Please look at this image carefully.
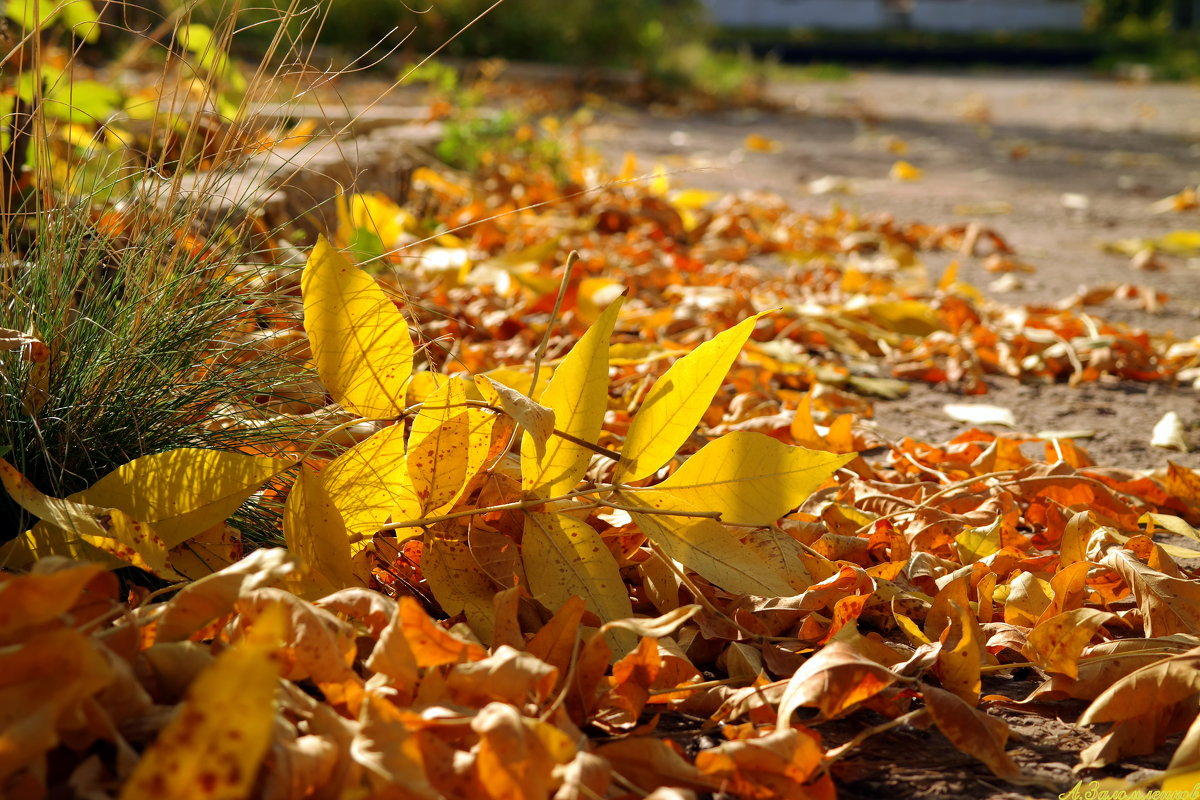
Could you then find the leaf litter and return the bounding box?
[4,92,1200,800]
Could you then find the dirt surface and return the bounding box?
[585,69,1200,471]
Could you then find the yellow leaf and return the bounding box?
[476,365,551,401]
[1157,229,1200,256]
[323,424,416,543]
[120,604,285,800]
[0,457,119,538]
[669,188,722,210]
[616,313,767,483]
[741,526,816,593]
[1003,571,1053,627]
[955,517,1002,564]
[78,509,179,579]
[627,432,852,526]
[407,377,470,515]
[927,575,984,703]
[283,464,357,592]
[522,296,623,497]
[523,512,635,650]
[1079,645,1200,725]
[1024,608,1115,679]
[449,407,500,510]
[626,504,794,597]
[71,448,289,548]
[0,458,178,578]
[302,235,413,418]
[864,300,943,337]
[335,191,413,255]
[890,160,924,181]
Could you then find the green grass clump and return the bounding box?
[0,195,312,543]
[0,1,330,547]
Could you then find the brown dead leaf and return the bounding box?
[593,737,714,794]
[776,641,904,724]
[694,728,832,800]
[1104,548,1200,636]
[921,683,1023,781]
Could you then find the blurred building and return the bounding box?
[701,0,1086,31]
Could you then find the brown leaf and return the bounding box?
[552,751,612,800]
[1103,548,1200,636]
[776,641,904,724]
[593,737,714,794]
[0,628,114,784]
[694,728,832,800]
[922,684,1023,781]
[446,646,558,707]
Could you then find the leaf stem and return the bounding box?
[824,708,928,761]
[380,483,619,531]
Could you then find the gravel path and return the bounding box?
[586,68,1200,469]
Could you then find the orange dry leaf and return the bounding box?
[593,737,714,794]
[0,627,115,785]
[695,728,833,800]
[1104,548,1200,636]
[776,641,903,723]
[1024,608,1116,679]
[926,576,984,703]
[471,702,575,800]
[397,595,488,666]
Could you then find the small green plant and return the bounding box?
[0,1,338,545]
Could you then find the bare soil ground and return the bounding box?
[585,68,1200,471]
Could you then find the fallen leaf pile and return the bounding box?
[5,107,1200,799]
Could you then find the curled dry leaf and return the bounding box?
[776,641,905,724]
[921,683,1024,781]
[694,728,832,800]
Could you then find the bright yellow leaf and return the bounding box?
[283,464,357,593]
[522,296,623,497]
[120,604,285,800]
[890,160,924,181]
[302,236,413,418]
[423,534,505,645]
[407,377,470,515]
[625,504,794,597]
[627,432,852,526]
[0,458,178,578]
[522,512,634,650]
[1025,608,1115,679]
[70,448,289,548]
[744,133,781,153]
[323,424,415,543]
[615,313,767,483]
